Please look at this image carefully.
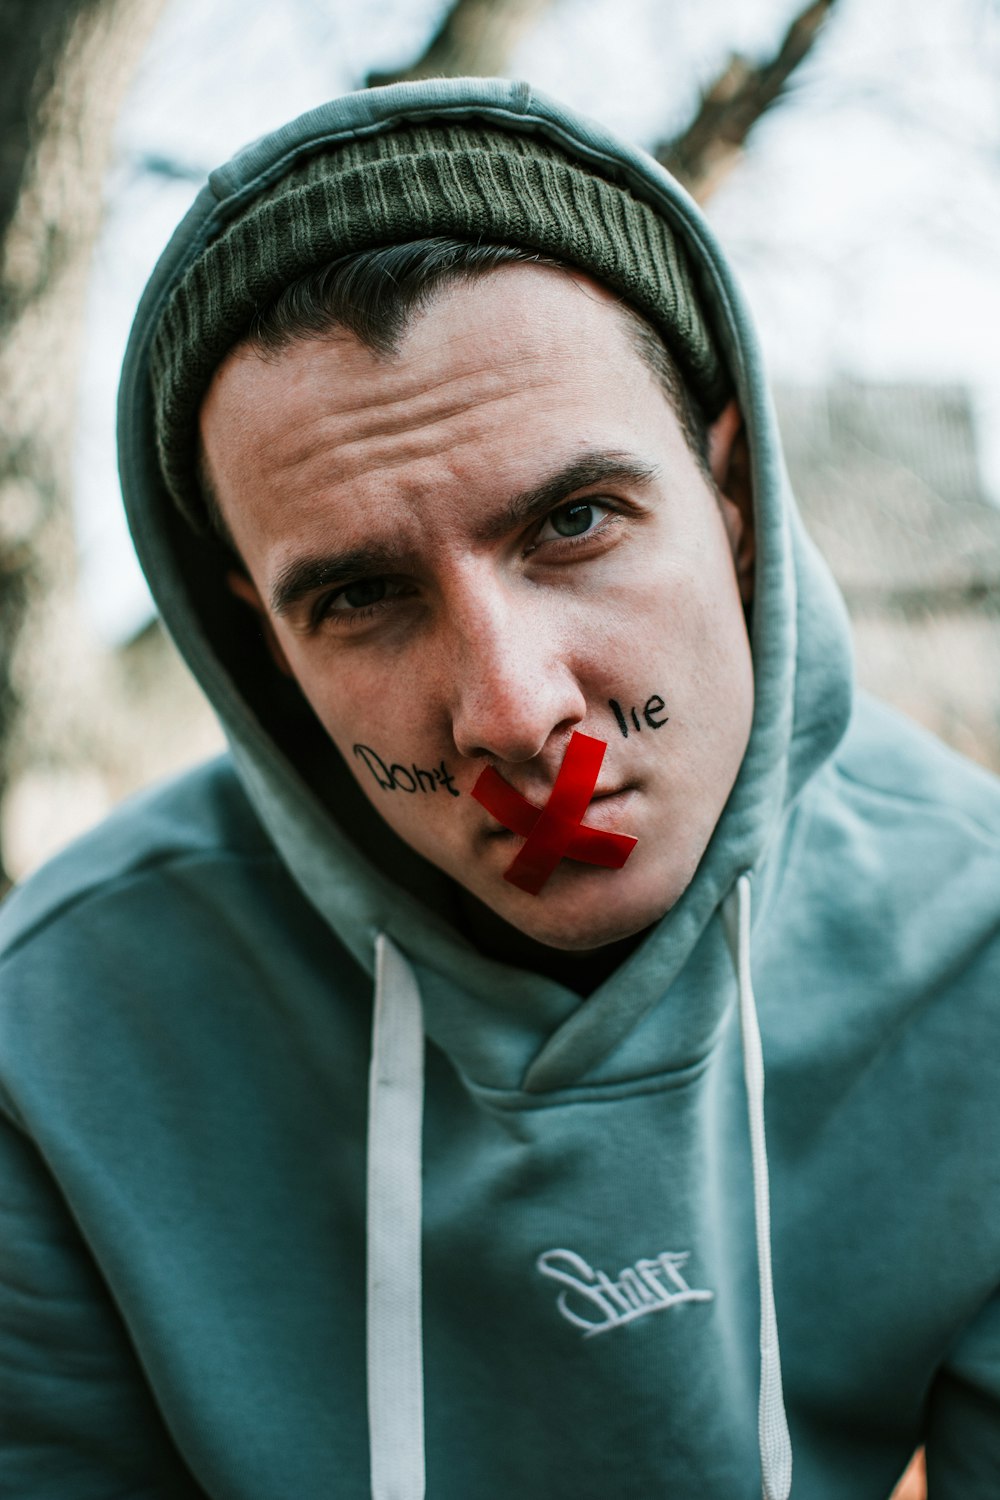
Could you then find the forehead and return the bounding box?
[198,265,674,569]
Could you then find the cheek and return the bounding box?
[577,562,716,692]
[279,646,469,835]
[280,636,419,747]
[589,554,752,763]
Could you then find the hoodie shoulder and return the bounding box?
[793,690,1000,997]
[0,756,278,963]
[832,691,1000,846]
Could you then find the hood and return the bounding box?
[118,76,853,1094]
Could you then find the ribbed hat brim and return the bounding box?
[151,124,729,529]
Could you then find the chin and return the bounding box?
[488,862,685,953]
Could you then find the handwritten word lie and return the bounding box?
[353,744,459,798]
[609,694,668,739]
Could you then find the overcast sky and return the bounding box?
[74,0,1000,641]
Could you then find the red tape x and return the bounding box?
[471,731,638,896]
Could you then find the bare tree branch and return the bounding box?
[655,0,839,201]
[368,0,557,87]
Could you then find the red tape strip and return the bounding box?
[471,731,638,896]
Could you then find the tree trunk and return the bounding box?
[368,0,556,87]
[0,0,165,891]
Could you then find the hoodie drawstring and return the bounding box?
[368,935,426,1500]
[724,873,794,1500]
[367,888,792,1500]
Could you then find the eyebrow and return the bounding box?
[270,543,408,617]
[474,452,660,543]
[268,450,660,617]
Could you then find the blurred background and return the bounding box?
[1,0,998,927]
[4,4,994,1490]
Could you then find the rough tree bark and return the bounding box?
[0,0,164,890]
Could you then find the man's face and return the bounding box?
[200,266,754,951]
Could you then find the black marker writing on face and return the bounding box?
[609,695,669,738]
[353,744,460,798]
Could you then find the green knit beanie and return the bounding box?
[151,122,730,531]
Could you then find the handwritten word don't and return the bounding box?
[353,744,460,798]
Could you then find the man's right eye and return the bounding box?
[311,576,409,630]
[335,578,388,610]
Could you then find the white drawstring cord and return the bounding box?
[367,935,426,1500]
[726,873,794,1500]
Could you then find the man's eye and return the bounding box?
[313,576,399,627]
[538,500,610,541]
[335,578,388,610]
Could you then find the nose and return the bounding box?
[446,584,587,765]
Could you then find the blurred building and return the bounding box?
[778,381,1000,772]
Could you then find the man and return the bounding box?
[2,78,999,1499]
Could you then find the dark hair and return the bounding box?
[202,238,711,542]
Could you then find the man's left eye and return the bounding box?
[539,500,610,541]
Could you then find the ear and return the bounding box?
[226,569,294,678]
[707,398,755,607]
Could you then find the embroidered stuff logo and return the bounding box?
[536,1247,714,1338]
